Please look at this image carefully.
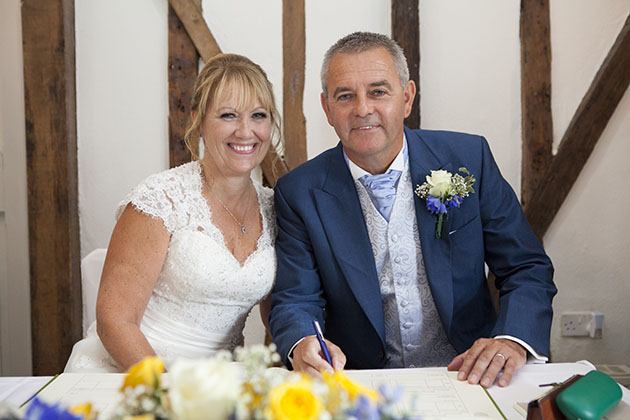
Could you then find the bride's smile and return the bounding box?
[200,93,272,178]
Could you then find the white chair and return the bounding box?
[81,248,107,337]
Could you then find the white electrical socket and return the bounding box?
[561,312,604,338]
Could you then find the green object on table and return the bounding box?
[556,370,622,420]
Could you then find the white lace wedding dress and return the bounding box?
[64,161,276,372]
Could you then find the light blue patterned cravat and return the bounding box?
[359,170,402,222]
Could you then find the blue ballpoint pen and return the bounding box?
[312,320,333,366]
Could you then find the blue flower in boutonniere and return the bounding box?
[415,167,476,239]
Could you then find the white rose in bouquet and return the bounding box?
[168,356,243,420]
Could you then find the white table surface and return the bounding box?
[1,362,629,419]
[0,376,52,407]
[485,361,630,419]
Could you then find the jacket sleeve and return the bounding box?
[477,136,557,356]
[269,182,326,366]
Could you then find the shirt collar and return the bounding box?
[344,134,408,181]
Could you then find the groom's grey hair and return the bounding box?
[320,31,410,98]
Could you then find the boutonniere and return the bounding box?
[415,167,476,239]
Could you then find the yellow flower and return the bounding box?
[243,382,264,410]
[69,402,97,420]
[268,377,322,420]
[323,371,378,402]
[121,356,164,391]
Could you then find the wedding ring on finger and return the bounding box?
[495,353,507,363]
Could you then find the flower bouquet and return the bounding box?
[16,345,414,420]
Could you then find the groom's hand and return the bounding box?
[447,338,526,387]
[292,336,346,377]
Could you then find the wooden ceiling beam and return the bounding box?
[168,0,220,60]
[525,14,630,238]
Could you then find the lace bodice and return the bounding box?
[118,161,276,355]
[64,161,276,372]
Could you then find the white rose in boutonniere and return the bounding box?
[415,167,476,239]
[426,170,453,197]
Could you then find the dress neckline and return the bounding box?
[193,161,269,268]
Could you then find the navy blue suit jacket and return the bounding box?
[269,127,556,369]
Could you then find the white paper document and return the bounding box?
[34,373,126,419]
[345,368,504,420]
[30,368,504,420]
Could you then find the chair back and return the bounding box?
[81,248,107,336]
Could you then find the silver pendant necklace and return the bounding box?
[201,164,252,234]
[215,191,251,234]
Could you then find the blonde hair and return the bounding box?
[184,54,281,160]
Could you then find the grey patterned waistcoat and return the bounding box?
[354,166,458,367]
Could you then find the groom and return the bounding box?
[269,32,556,387]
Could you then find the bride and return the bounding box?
[65,54,280,372]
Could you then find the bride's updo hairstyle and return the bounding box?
[184,53,281,160]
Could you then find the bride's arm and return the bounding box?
[96,204,170,370]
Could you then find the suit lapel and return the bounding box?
[406,127,455,334]
[314,145,385,343]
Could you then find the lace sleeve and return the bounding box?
[115,164,197,234]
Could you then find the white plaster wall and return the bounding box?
[550,0,630,150]
[546,88,630,364]
[419,0,630,365]
[0,0,626,367]
[0,0,32,375]
[546,0,630,364]
[304,1,391,158]
[76,0,170,257]
[201,1,282,126]
[420,0,522,189]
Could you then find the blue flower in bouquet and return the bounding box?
[24,398,83,420]
[415,167,475,239]
[376,385,417,420]
[378,384,403,404]
[346,395,380,420]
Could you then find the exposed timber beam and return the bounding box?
[520,0,554,209]
[21,0,82,375]
[525,14,630,238]
[168,1,201,167]
[392,0,421,129]
[283,0,307,170]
